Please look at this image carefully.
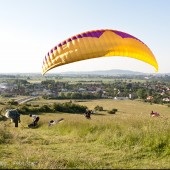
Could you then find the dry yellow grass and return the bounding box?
[0,99,170,169]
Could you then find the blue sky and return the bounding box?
[0,0,170,74]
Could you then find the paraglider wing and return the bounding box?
[42,29,158,75]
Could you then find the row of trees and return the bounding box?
[42,87,169,104]
[4,100,119,115]
[43,91,103,100]
[12,102,87,114]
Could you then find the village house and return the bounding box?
[146,96,153,101]
[162,97,170,102]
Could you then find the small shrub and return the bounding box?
[33,104,39,107]
[94,105,103,111]
[17,104,32,114]
[108,108,118,114]
[39,105,51,112]
[7,99,18,106]
[52,102,87,113]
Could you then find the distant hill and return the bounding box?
[0,70,170,77]
[59,69,145,76]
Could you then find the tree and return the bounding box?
[60,92,66,99]
[136,88,147,99]
[71,92,82,99]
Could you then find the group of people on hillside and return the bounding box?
[1,108,161,128]
[2,108,93,128]
[3,109,40,128]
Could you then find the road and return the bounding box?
[15,96,39,104]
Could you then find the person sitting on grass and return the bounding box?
[48,118,64,127]
[84,109,92,119]
[28,114,40,128]
[150,110,160,117]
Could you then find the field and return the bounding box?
[0,99,170,169]
[28,77,146,84]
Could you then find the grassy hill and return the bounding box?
[0,99,170,169]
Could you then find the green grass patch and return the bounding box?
[0,99,169,169]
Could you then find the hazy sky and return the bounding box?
[0,0,170,74]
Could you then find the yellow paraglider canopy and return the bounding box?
[42,29,158,75]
